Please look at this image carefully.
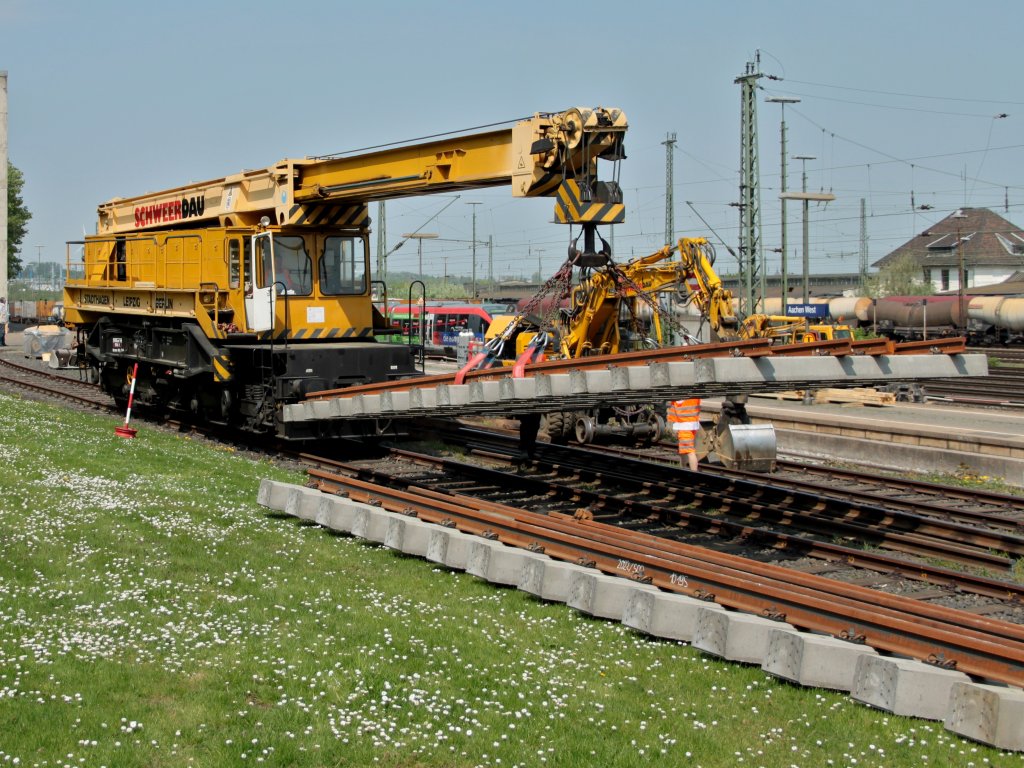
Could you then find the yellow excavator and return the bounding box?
[484,237,851,469]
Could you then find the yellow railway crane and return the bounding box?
[63,108,627,437]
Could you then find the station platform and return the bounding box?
[705,396,1024,487]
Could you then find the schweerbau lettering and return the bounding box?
[134,195,206,228]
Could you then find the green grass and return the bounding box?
[0,393,1020,767]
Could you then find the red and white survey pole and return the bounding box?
[114,362,139,439]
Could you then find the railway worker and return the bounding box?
[667,397,701,472]
[0,297,8,346]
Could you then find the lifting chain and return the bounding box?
[491,258,576,347]
[604,259,690,346]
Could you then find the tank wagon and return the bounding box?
[854,295,1024,345]
[62,107,628,437]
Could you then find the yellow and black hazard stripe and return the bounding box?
[287,202,369,229]
[265,327,375,342]
[212,353,234,383]
[518,168,562,197]
[554,179,625,225]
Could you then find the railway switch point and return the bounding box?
[693,607,795,664]
[851,655,970,722]
[763,628,879,691]
[945,681,1024,751]
[622,590,723,643]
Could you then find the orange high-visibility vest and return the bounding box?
[667,398,701,431]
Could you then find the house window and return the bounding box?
[940,269,949,292]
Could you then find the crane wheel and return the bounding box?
[643,413,666,446]
[574,414,596,445]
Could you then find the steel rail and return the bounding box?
[307,467,1024,686]
[726,460,1024,531]
[304,337,968,401]
[595,441,1024,532]
[0,359,111,409]
[314,447,1024,602]
[436,423,1024,562]
[773,460,1024,518]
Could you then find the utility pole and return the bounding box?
[376,201,387,280]
[782,155,834,304]
[487,235,493,284]
[859,197,869,291]
[36,245,43,289]
[796,156,813,304]
[765,97,799,306]
[953,208,968,329]
[662,132,676,243]
[401,233,438,284]
[735,56,764,315]
[467,201,481,299]
[1,71,8,300]
[662,132,677,344]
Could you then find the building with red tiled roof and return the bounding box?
[872,208,1024,293]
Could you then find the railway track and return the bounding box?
[540,430,1024,528]
[0,356,112,410]
[298,450,1024,688]
[924,368,1024,406]
[979,347,1024,365]
[923,348,1024,406]
[338,429,1024,600]
[8,350,1024,686]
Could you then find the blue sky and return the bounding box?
[2,0,1021,282]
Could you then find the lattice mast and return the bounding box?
[735,56,764,315]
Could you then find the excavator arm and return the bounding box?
[525,237,780,469]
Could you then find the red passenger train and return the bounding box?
[380,303,493,358]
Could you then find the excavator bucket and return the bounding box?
[714,423,777,472]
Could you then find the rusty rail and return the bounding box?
[308,467,1024,686]
[305,337,966,401]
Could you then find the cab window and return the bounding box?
[271,236,312,295]
[228,239,241,289]
[320,236,366,295]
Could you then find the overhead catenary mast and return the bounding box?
[662,132,676,243]
[735,55,764,316]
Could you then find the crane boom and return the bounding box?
[96,107,628,245]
